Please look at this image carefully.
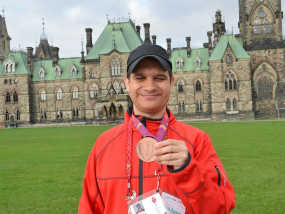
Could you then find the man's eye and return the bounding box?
[155,76,166,80]
[135,76,145,80]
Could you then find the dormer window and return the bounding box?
[55,66,62,77]
[71,65,78,77]
[176,58,184,70]
[226,54,233,65]
[258,8,266,18]
[195,57,201,68]
[4,61,15,73]
[39,68,45,80]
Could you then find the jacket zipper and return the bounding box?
[215,165,221,187]
[138,118,146,196]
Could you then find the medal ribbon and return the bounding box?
[126,112,169,200]
[131,111,169,141]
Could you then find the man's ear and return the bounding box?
[123,77,130,93]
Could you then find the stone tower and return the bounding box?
[0,14,11,61]
[239,0,283,50]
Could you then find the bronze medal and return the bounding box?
[136,137,157,162]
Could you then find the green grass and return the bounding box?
[0,121,285,214]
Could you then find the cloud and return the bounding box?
[66,6,81,20]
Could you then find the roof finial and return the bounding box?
[42,17,45,34]
[1,8,5,17]
[40,17,48,41]
[81,35,84,52]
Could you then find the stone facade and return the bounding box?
[1,1,285,127]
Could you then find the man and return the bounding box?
[78,43,235,213]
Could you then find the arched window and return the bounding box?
[264,19,271,34]
[257,76,273,100]
[16,109,21,120]
[233,98,238,111]
[229,79,233,90]
[55,66,62,77]
[72,87,79,99]
[225,72,238,91]
[89,83,98,99]
[226,98,231,111]
[178,102,182,113]
[176,58,184,70]
[56,88,63,100]
[195,80,202,92]
[111,58,121,76]
[196,100,203,113]
[13,91,18,103]
[71,65,77,76]
[177,80,184,92]
[40,90,46,101]
[90,69,95,79]
[253,6,273,34]
[5,92,11,103]
[225,80,228,91]
[253,20,261,34]
[39,68,45,80]
[5,110,9,121]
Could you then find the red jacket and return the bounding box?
[78,111,235,213]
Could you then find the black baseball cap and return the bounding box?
[127,43,172,77]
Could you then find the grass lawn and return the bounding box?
[0,121,284,214]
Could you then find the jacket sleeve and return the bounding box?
[78,146,104,213]
[167,131,235,214]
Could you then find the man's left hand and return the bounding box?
[154,139,189,170]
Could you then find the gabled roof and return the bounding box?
[86,20,143,60]
[209,34,250,60]
[32,57,83,81]
[171,48,209,72]
[0,51,29,75]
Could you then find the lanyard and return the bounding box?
[126,112,169,201]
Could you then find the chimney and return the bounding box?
[85,28,93,54]
[143,23,151,44]
[80,50,85,64]
[136,25,141,36]
[27,47,33,65]
[207,31,213,49]
[185,37,191,57]
[166,38,171,56]
[152,35,157,45]
[52,47,59,65]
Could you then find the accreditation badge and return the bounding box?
[128,190,185,214]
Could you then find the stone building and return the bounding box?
[1,0,285,127]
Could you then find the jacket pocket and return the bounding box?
[214,165,221,187]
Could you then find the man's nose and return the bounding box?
[144,78,156,90]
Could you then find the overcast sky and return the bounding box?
[1,0,285,58]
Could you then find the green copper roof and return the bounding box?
[86,20,143,60]
[171,48,209,72]
[0,51,29,75]
[209,34,250,61]
[32,57,83,81]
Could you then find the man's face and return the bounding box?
[124,57,174,117]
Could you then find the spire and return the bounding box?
[40,17,48,41]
